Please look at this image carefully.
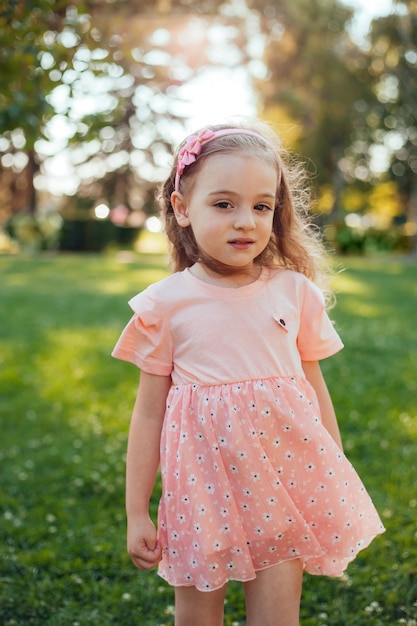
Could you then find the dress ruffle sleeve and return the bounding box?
[111,291,173,376]
[297,281,344,362]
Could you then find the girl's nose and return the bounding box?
[234,206,256,230]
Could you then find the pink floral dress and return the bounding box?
[112,266,385,592]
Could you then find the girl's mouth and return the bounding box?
[228,239,254,249]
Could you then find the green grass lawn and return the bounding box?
[0,252,416,625]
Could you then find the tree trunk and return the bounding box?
[329,149,345,223]
[25,150,39,215]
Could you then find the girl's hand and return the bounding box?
[127,515,162,570]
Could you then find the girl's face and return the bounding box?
[171,151,277,277]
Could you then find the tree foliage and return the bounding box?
[252,0,374,217]
[1,0,417,244]
[367,1,417,205]
[0,0,250,217]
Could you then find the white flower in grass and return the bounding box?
[364,601,382,615]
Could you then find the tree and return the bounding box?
[0,1,90,214]
[0,0,253,223]
[252,0,374,219]
[365,1,417,248]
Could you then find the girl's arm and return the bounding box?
[301,360,343,450]
[125,371,172,570]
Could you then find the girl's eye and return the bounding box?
[214,201,233,210]
[255,203,273,212]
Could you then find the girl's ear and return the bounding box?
[170,191,191,227]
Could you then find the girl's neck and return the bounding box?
[189,262,263,288]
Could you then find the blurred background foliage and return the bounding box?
[0,0,416,254]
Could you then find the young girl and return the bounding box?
[112,121,385,626]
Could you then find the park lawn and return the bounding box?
[0,252,416,626]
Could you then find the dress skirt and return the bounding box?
[157,377,385,592]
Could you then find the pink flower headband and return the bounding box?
[174,127,275,192]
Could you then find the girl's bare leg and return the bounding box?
[174,583,228,626]
[243,559,303,626]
